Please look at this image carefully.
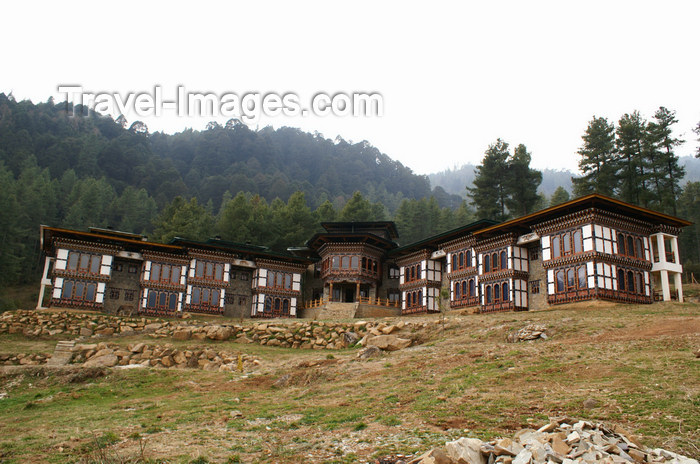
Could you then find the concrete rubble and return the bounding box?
[407,418,698,464]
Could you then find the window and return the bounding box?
[578,266,587,289]
[145,290,179,311]
[124,290,135,301]
[552,236,561,259]
[555,265,588,293]
[332,256,340,269]
[351,256,358,269]
[128,265,138,273]
[230,271,236,280]
[573,231,582,254]
[635,239,643,259]
[502,282,509,301]
[342,257,349,269]
[451,254,457,271]
[500,250,507,270]
[552,229,584,259]
[486,285,492,303]
[66,251,103,275]
[469,279,475,297]
[109,289,120,300]
[530,280,540,294]
[459,252,464,268]
[388,290,400,303]
[617,232,645,259]
[484,254,491,273]
[60,280,97,302]
[454,281,461,299]
[194,260,225,281]
[190,286,219,308]
[115,263,123,272]
[239,296,246,305]
[405,263,423,283]
[240,273,249,281]
[147,263,182,284]
[266,270,294,290]
[530,249,539,260]
[388,265,400,279]
[225,294,236,305]
[556,270,565,292]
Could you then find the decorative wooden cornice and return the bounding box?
[399,279,441,291]
[652,224,682,236]
[542,252,652,271]
[52,270,111,282]
[318,243,385,258]
[478,269,528,283]
[532,209,596,235]
[188,249,237,262]
[447,267,478,279]
[252,287,301,297]
[140,281,187,291]
[533,208,655,237]
[256,259,307,273]
[442,236,476,253]
[474,233,516,253]
[54,238,119,255]
[396,250,431,267]
[143,251,191,265]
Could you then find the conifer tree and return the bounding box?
[646,107,684,215]
[468,139,511,221]
[505,144,542,217]
[571,116,617,197]
[615,111,648,206]
[549,186,571,207]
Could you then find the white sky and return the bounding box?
[3,1,699,175]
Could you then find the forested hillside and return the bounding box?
[0,94,467,287]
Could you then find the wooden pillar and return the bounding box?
[329,282,333,302]
[356,282,361,301]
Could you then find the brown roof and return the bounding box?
[474,194,692,238]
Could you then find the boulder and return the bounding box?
[445,438,486,464]
[365,334,412,351]
[407,448,452,464]
[173,329,191,341]
[84,354,119,368]
[80,327,93,337]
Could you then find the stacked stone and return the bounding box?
[408,419,698,464]
[0,310,430,350]
[72,342,259,372]
[0,353,50,365]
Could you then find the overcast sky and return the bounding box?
[3,1,699,175]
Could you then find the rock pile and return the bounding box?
[407,418,698,464]
[506,324,549,343]
[0,353,50,366]
[1,310,424,351]
[72,342,259,372]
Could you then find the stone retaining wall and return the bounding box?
[1,310,431,350]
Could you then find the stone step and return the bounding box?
[47,340,76,366]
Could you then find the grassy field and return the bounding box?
[0,301,698,463]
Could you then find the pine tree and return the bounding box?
[339,191,377,222]
[152,197,213,243]
[314,200,337,223]
[505,144,542,216]
[615,111,648,206]
[646,107,684,215]
[571,116,617,197]
[468,139,511,221]
[549,186,571,207]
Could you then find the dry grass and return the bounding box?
[0,301,698,463]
